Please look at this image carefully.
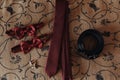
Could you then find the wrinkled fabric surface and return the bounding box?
[0,0,120,80]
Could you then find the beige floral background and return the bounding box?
[0,0,120,80]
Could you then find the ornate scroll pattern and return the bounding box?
[0,0,120,80]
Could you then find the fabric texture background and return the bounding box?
[0,0,120,80]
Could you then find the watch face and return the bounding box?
[77,29,104,59]
[82,34,97,51]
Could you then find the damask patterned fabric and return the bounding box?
[0,0,120,80]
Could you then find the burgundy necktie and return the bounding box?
[45,0,72,80]
[61,1,72,80]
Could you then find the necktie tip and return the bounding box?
[45,70,54,78]
[45,66,58,78]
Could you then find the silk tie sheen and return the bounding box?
[61,1,72,80]
[45,0,72,80]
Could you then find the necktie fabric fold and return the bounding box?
[45,0,67,77]
[62,2,72,80]
[45,0,72,80]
